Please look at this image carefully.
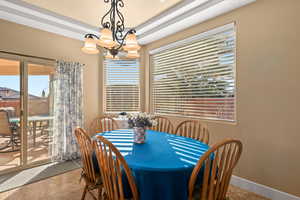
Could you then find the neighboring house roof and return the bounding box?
[0,87,41,100]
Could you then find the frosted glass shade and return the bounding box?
[81,38,99,54]
[98,28,116,48]
[127,50,140,59]
[123,33,140,51]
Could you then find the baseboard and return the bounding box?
[230,175,300,200]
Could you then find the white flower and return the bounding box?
[152,120,158,126]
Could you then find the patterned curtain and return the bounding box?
[51,61,84,162]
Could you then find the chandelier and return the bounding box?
[81,0,140,59]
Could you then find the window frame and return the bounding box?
[149,23,237,123]
[103,58,141,114]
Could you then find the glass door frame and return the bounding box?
[0,52,55,175]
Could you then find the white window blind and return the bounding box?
[104,59,140,113]
[151,24,236,121]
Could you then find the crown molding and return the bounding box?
[0,0,99,41]
[137,0,256,45]
[136,0,211,35]
[0,0,256,44]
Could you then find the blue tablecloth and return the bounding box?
[95,129,210,200]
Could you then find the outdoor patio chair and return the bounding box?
[0,110,20,152]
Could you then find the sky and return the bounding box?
[0,75,50,97]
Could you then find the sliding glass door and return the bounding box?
[27,63,54,165]
[0,53,55,174]
[0,58,21,172]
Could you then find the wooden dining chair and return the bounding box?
[175,120,210,144]
[93,135,139,200]
[89,116,119,135]
[74,128,103,200]
[188,139,243,200]
[149,116,174,134]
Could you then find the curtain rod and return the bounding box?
[0,50,56,62]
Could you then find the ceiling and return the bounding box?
[0,0,256,44]
[23,0,182,28]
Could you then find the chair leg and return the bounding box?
[98,186,103,200]
[81,184,88,200]
[88,190,98,200]
[11,135,15,151]
[101,188,108,200]
[98,187,101,200]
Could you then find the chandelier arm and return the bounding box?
[114,29,136,50]
[116,0,124,7]
[110,0,116,41]
[115,28,124,45]
[115,0,125,43]
[101,0,114,28]
[116,0,124,29]
[84,33,99,40]
[111,0,125,45]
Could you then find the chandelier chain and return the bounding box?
[101,0,130,48]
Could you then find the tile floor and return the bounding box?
[0,133,50,172]
[0,169,270,200]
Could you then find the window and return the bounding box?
[151,24,236,121]
[104,59,140,113]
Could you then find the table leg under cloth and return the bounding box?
[131,169,193,200]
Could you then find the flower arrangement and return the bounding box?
[127,112,157,128]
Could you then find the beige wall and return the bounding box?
[0,19,102,128]
[142,0,300,197]
[1,0,299,196]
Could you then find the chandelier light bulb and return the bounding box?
[127,50,140,59]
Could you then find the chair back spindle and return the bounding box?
[150,116,174,134]
[90,116,119,135]
[93,135,139,200]
[74,128,97,184]
[175,120,210,144]
[188,139,243,200]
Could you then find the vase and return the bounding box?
[133,127,146,144]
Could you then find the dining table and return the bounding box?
[95,129,210,200]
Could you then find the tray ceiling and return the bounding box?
[23,0,182,28]
[0,0,256,44]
